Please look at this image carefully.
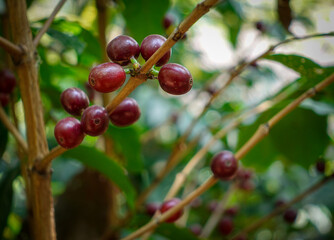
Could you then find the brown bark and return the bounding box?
[6,0,56,239]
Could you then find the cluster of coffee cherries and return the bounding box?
[54,86,140,149]
[55,33,192,149]
[0,69,16,107]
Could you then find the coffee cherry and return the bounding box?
[255,21,266,33]
[81,105,109,136]
[210,151,238,180]
[224,206,239,217]
[0,93,10,107]
[316,160,325,173]
[158,63,193,95]
[162,14,174,30]
[140,34,171,67]
[106,35,140,66]
[236,168,253,181]
[190,197,202,208]
[218,217,234,236]
[60,87,89,116]
[283,209,297,224]
[275,199,286,208]
[189,223,202,236]
[88,62,126,93]
[145,202,160,216]
[109,97,140,127]
[160,198,183,223]
[0,69,16,94]
[54,117,84,149]
[207,200,218,212]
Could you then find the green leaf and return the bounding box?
[264,54,334,88]
[216,0,243,48]
[156,223,199,240]
[237,107,330,171]
[63,146,136,209]
[0,165,20,237]
[107,126,144,173]
[122,0,169,42]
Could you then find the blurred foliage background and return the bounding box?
[0,0,334,239]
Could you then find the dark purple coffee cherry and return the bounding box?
[218,217,234,236]
[88,62,126,93]
[145,202,160,216]
[0,69,16,94]
[109,97,141,127]
[224,206,239,217]
[160,198,183,223]
[210,151,238,180]
[54,117,85,149]
[158,63,193,95]
[316,160,325,173]
[81,105,109,136]
[162,14,175,30]
[255,21,266,33]
[283,209,297,224]
[189,224,202,236]
[275,199,286,208]
[106,35,140,66]
[60,87,89,116]
[140,34,171,67]
[0,93,10,107]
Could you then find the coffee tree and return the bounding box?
[0,0,334,239]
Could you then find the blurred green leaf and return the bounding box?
[0,165,20,237]
[122,0,169,42]
[156,223,199,240]
[107,126,144,173]
[63,146,136,209]
[216,0,243,48]
[265,54,334,88]
[238,107,329,171]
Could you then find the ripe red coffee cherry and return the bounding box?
[60,87,89,116]
[162,14,174,30]
[0,93,10,107]
[106,35,140,66]
[140,34,171,67]
[54,117,84,149]
[109,97,141,127]
[283,209,297,223]
[158,63,193,95]
[218,217,234,236]
[81,105,109,136]
[88,62,126,93]
[160,198,183,223]
[210,151,238,180]
[145,202,160,216]
[0,69,16,94]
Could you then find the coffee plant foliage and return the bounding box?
[0,0,334,239]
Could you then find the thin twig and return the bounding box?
[104,0,220,114]
[0,106,28,153]
[200,183,237,238]
[152,31,334,200]
[121,177,218,240]
[231,176,334,239]
[33,0,68,47]
[120,73,334,240]
[0,36,24,57]
[36,145,66,171]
